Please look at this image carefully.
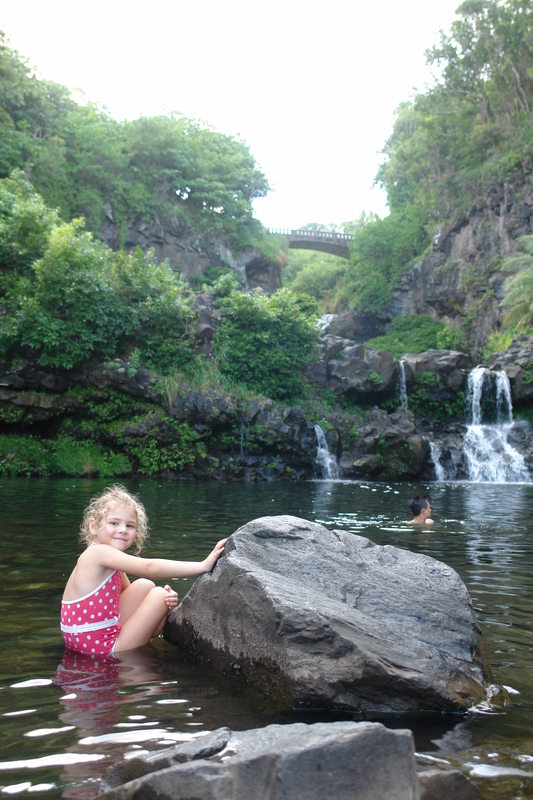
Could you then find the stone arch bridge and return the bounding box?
[270,229,354,259]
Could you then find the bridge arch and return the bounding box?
[269,229,353,259]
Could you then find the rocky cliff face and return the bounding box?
[99,206,281,294]
[390,172,533,348]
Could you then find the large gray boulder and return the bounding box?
[97,721,417,800]
[165,516,490,714]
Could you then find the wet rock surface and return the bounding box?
[418,769,483,800]
[165,515,490,714]
[97,720,480,800]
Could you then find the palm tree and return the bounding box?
[500,236,533,328]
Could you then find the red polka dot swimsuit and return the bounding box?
[61,570,121,655]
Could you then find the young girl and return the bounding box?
[61,485,227,655]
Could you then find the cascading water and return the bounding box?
[314,424,339,480]
[463,367,530,483]
[398,360,408,410]
[240,415,246,457]
[429,442,447,481]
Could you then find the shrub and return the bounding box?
[366,315,467,358]
[214,289,319,402]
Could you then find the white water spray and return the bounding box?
[314,424,339,480]
[429,442,447,481]
[463,367,529,483]
[398,360,408,410]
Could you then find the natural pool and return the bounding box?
[1,477,533,799]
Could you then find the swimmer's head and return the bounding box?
[79,485,149,554]
[409,495,430,517]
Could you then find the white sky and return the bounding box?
[1,1,460,229]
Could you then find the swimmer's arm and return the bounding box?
[120,572,131,590]
[91,539,227,579]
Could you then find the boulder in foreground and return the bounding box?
[97,721,482,800]
[165,516,490,714]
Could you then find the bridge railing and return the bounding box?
[269,228,354,241]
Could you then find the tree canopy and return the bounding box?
[0,33,269,248]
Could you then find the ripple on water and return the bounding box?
[1,478,533,799]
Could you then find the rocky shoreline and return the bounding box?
[1,334,533,481]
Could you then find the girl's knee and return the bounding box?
[136,578,156,592]
[150,586,168,604]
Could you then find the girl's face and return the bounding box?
[89,504,138,550]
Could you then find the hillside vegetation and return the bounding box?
[0,33,269,251]
[288,0,533,320]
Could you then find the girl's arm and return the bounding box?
[90,538,227,580]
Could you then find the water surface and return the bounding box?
[1,478,533,799]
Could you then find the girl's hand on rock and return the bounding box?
[164,584,178,609]
[203,538,228,572]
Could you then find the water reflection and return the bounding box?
[52,647,169,796]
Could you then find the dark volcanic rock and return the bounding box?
[401,350,471,393]
[165,515,490,714]
[487,334,533,401]
[100,210,281,293]
[97,721,418,800]
[306,334,399,397]
[339,407,429,479]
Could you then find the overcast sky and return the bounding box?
[1,1,461,229]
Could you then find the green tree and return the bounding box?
[0,169,59,273]
[0,197,194,371]
[214,289,319,402]
[0,34,271,250]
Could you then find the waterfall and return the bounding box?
[314,424,339,480]
[398,360,408,410]
[316,313,336,331]
[429,442,446,481]
[240,415,246,457]
[463,367,529,483]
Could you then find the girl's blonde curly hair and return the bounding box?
[79,485,149,554]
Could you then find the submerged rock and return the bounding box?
[165,515,490,714]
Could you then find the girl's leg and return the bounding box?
[119,579,156,625]
[115,585,169,652]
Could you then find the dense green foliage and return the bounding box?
[406,372,466,421]
[379,0,533,227]
[335,207,430,312]
[214,289,319,402]
[366,315,467,357]
[282,250,347,308]
[0,433,131,477]
[0,172,194,372]
[0,33,269,248]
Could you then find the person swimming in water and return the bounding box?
[409,495,434,526]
